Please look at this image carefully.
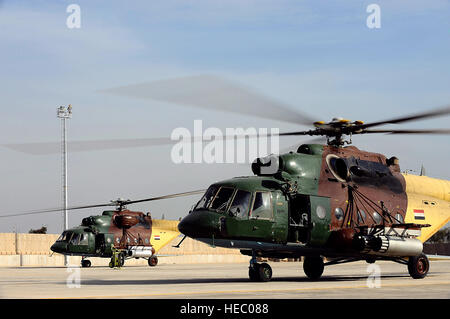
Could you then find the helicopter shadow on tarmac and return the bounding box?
[62,273,413,286]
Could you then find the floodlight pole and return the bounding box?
[57,105,72,267]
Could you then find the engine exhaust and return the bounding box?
[126,246,155,258]
[353,235,423,257]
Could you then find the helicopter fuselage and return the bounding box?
[51,210,153,256]
[178,144,450,261]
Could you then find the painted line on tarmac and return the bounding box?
[55,280,450,299]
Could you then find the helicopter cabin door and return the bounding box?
[95,233,114,257]
[288,195,311,243]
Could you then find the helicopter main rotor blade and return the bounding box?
[278,130,315,137]
[2,137,177,155]
[125,190,205,205]
[0,190,205,219]
[357,105,450,130]
[100,75,318,126]
[0,203,115,218]
[3,131,316,155]
[362,129,450,134]
[2,135,253,155]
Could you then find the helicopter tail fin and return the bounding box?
[403,174,450,242]
[151,219,180,253]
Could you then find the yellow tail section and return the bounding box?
[151,219,180,253]
[403,174,450,242]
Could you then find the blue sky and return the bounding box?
[0,0,449,232]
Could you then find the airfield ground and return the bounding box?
[0,260,449,299]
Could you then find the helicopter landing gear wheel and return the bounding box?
[148,256,158,267]
[81,259,91,268]
[408,253,429,279]
[248,263,272,282]
[258,263,272,282]
[303,256,324,280]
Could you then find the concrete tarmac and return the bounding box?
[0,260,449,299]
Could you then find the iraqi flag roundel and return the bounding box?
[414,209,425,220]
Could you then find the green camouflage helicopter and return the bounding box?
[1,191,202,268]
[49,192,202,268]
[101,76,450,282]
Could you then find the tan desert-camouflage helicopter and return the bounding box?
[3,75,450,281]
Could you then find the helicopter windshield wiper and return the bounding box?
[216,200,231,212]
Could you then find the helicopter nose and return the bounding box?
[178,210,218,239]
[50,242,66,254]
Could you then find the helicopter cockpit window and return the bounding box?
[194,185,219,210]
[228,190,252,218]
[57,231,72,242]
[79,233,89,245]
[210,187,235,212]
[56,232,66,242]
[250,192,273,220]
[70,233,80,245]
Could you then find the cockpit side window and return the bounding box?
[194,185,219,210]
[70,233,80,245]
[250,192,273,220]
[228,190,252,219]
[57,232,66,242]
[58,231,73,242]
[210,187,235,212]
[79,233,89,245]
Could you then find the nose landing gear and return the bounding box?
[249,263,273,282]
[248,251,273,282]
[81,258,91,268]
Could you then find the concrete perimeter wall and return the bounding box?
[0,233,249,267]
[423,242,450,256]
